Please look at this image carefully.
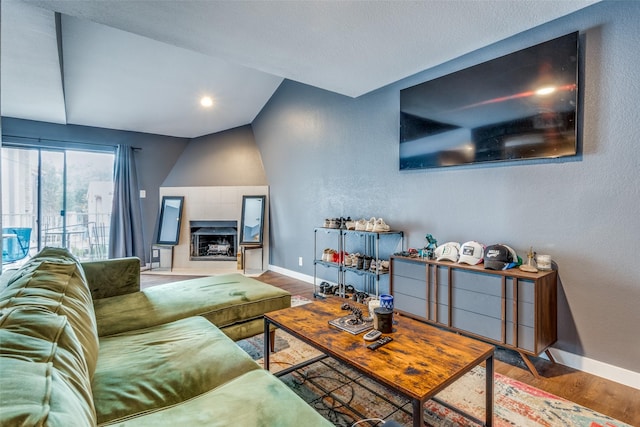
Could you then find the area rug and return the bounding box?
[237,297,631,427]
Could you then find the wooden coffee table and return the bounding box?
[264,298,494,427]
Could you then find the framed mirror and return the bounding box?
[240,195,265,246]
[156,196,184,245]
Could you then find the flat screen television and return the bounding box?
[399,32,579,170]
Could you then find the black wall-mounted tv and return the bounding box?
[400,32,579,170]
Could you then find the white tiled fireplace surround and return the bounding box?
[157,186,269,275]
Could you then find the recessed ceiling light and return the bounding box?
[200,96,213,107]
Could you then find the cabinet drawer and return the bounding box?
[395,292,427,319]
[506,322,535,352]
[505,300,534,327]
[451,269,502,297]
[392,275,426,299]
[429,265,450,286]
[392,258,427,281]
[428,284,449,305]
[452,285,502,320]
[451,308,502,342]
[506,278,535,304]
[431,303,448,324]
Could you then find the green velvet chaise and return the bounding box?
[0,247,331,426]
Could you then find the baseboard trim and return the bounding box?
[268,264,314,285]
[547,348,640,390]
[268,264,640,391]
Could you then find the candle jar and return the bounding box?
[536,254,552,271]
[368,298,380,318]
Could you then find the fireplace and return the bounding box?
[190,220,237,261]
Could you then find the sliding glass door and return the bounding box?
[2,145,114,266]
[40,150,65,248]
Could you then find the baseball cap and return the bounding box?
[484,244,514,270]
[458,241,484,265]
[435,242,460,262]
[502,245,522,268]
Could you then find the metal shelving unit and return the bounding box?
[313,227,403,299]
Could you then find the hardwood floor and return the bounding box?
[140,270,640,426]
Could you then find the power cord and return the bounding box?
[351,419,404,427]
[351,418,385,426]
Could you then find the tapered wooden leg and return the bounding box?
[518,351,541,378]
[270,329,276,352]
[545,349,556,364]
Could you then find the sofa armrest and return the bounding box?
[82,257,141,300]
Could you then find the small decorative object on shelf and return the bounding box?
[519,246,539,272]
[351,307,365,324]
[420,234,438,259]
[329,304,373,334]
[536,254,553,271]
[379,294,394,311]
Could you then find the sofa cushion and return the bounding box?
[92,315,260,425]
[0,307,96,426]
[82,257,141,299]
[0,247,99,375]
[93,273,290,337]
[100,369,333,427]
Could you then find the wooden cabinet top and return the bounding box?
[391,255,557,281]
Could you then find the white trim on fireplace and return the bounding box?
[159,185,269,271]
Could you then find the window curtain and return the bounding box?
[109,145,145,260]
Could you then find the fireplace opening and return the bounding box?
[190,220,237,261]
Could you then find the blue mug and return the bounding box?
[380,294,394,311]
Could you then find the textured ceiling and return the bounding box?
[1,0,599,138]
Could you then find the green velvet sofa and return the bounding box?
[0,247,332,427]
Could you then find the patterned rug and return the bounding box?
[237,298,631,427]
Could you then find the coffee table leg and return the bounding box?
[486,354,494,426]
[264,318,271,371]
[412,398,424,427]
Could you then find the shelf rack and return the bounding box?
[313,227,403,299]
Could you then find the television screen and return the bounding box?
[400,32,579,170]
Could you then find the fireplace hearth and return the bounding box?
[190,220,238,261]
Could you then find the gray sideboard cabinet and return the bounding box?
[390,255,557,377]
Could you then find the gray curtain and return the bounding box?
[109,145,145,260]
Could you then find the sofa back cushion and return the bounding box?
[0,247,99,375]
[82,257,141,300]
[0,247,99,425]
[0,307,96,426]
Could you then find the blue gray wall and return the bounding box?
[252,1,640,373]
[162,125,266,187]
